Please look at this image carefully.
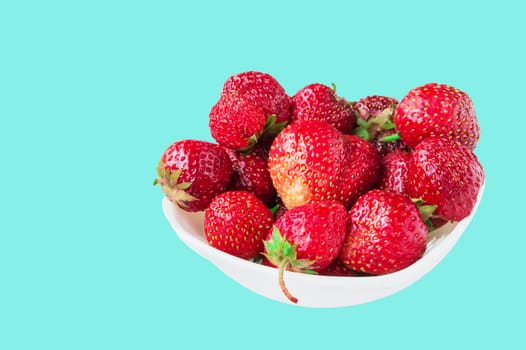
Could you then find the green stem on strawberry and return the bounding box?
[263,227,316,304]
[278,258,298,304]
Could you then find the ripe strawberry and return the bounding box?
[340,190,428,275]
[154,140,232,212]
[221,71,292,124]
[407,137,484,222]
[344,135,382,202]
[291,83,355,133]
[378,150,412,196]
[204,191,274,260]
[268,120,380,210]
[263,201,347,303]
[394,83,480,150]
[225,149,277,207]
[209,94,270,151]
[352,95,410,156]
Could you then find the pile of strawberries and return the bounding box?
[155,71,485,303]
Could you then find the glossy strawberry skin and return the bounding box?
[344,135,382,203]
[378,150,412,196]
[265,201,347,272]
[225,149,277,207]
[394,83,480,150]
[340,190,428,275]
[222,71,292,124]
[155,140,232,212]
[269,120,378,209]
[407,138,484,221]
[209,94,268,150]
[204,191,274,260]
[291,83,355,133]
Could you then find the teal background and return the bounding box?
[1,1,524,349]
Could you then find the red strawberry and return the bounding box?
[209,94,269,151]
[222,71,292,124]
[344,135,382,202]
[291,83,355,133]
[340,190,428,275]
[378,150,412,196]
[394,83,480,150]
[204,191,274,260]
[155,140,232,212]
[352,95,410,156]
[263,201,347,303]
[268,120,380,210]
[225,149,277,207]
[407,137,484,222]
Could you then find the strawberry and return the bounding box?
[407,137,484,222]
[221,71,291,124]
[210,71,291,152]
[268,120,380,210]
[352,95,410,156]
[343,135,382,202]
[154,140,232,212]
[377,150,412,196]
[209,94,270,151]
[340,190,428,275]
[263,201,347,303]
[204,191,274,260]
[393,83,480,150]
[225,149,277,207]
[291,83,355,133]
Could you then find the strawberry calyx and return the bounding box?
[154,165,197,209]
[411,198,440,231]
[263,226,316,304]
[240,115,288,154]
[352,104,397,141]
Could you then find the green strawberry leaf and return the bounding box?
[419,205,438,222]
[169,168,183,185]
[354,127,370,141]
[176,182,192,190]
[380,133,401,142]
[381,121,396,130]
[356,118,370,128]
[269,203,280,215]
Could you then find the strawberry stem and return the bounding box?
[278,258,298,304]
[263,227,317,304]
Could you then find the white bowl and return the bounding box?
[162,182,485,308]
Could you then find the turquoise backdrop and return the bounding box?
[1,1,523,349]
